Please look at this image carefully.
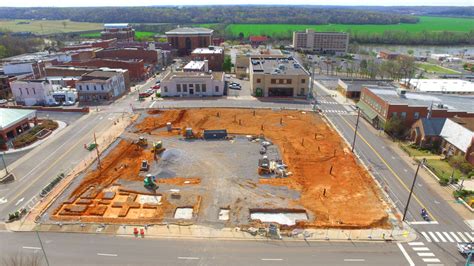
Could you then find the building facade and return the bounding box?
[10,80,57,106]
[101,23,135,42]
[76,71,127,103]
[2,61,46,79]
[161,71,224,97]
[165,27,213,56]
[249,57,310,97]
[191,46,224,71]
[0,108,37,150]
[293,29,349,55]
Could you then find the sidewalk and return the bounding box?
[314,81,356,106]
[6,220,417,243]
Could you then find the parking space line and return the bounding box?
[97,253,117,257]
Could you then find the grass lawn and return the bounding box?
[0,19,102,35]
[416,62,461,74]
[225,16,474,38]
[399,142,437,157]
[80,31,156,38]
[425,159,464,181]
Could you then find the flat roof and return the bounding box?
[341,79,395,92]
[404,79,474,93]
[104,23,130,28]
[0,108,36,130]
[163,71,223,81]
[250,57,309,76]
[184,61,206,70]
[165,27,213,35]
[366,87,474,114]
[192,47,223,54]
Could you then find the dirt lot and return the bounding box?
[51,108,389,229]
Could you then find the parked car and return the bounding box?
[229,83,242,90]
[457,242,473,255]
[63,100,75,106]
[155,80,161,84]
[152,84,161,90]
[0,99,7,106]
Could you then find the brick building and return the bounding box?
[166,27,213,56]
[46,66,131,90]
[95,48,159,66]
[378,50,400,60]
[191,46,224,71]
[249,36,269,48]
[60,39,116,52]
[101,24,135,42]
[0,108,37,150]
[357,87,474,130]
[293,29,349,55]
[65,58,143,82]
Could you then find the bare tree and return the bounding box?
[61,21,67,29]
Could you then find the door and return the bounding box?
[189,89,194,95]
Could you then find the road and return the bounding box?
[0,231,415,266]
[314,84,472,265]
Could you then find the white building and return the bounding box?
[10,80,57,106]
[76,70,127,102]
[161,71,224,97]
[402,79,474,95]
[293,29,349,55]
[183,60,209,72]
[52,87,78,103]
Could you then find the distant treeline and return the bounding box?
[0,6,419,25]
[350,30,474,45]
[0,33,44,59]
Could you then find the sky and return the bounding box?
[1,0,472,7]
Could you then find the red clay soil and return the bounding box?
[136,108,389,228]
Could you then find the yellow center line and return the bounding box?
[337,114,437,222]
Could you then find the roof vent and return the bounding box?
[396,88,407,98]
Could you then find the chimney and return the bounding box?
[204,60,209,72]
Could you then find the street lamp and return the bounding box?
[351,107,361,152]
[1,152,9,176]
[35,222,50,266]
[402,158,426,222]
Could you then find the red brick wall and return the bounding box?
[191,52,224,71]
[66,59,141,83]
[168,35,212,56]
[95,48,158,64]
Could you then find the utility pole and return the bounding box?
[402,158,425,222]
[1,152,8,176]
[94,133,101,169]
[351,107,361,152]
[36,224,50,266]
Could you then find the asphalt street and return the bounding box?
[0,231,414,266]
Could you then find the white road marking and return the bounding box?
[423,258,441,263]
[442,232,454,242]
[98,116,103,120]
[408,242,425,246]
[397,243,415,266]
[449,232,462,242]
[408,221,439,225]
[413,247,430,251]
[422,232,432,242]
[22,246,41,250]
[261,258,283,261]
[428,232,439,242]
[97,253,117,257]
[463,232,474,242]
[457,232,469,242]
[15,197,24,206]
[418,252,435,257]
[426,264,444,266]
[178,257,199,260]
[435,232,447,242]
[343,259,365,262]
[0,197,7,204]
[149,101,156,108]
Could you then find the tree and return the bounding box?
[62,21,67,29]
[448,155,473,175]
[238,32,244,40]
[397,56,416,85]
[407,49,414,55]
[384,116,407,138]
[0,45,7,59]
[222,55,232,72]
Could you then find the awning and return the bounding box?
[356,101,378,120]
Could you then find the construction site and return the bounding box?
[45,108,391,229]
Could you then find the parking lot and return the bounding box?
[226,75,253,97]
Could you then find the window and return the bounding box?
[257,79,261,83]
[164,86,168,93]
[79,85,82,91]
[86,85,89,91]
[189,84,194,88]
[32,88,36,94]
[183,84,187,92]
[401,112,407,120]
[287,79,292,84]
[215,86,219,92]
[202,84,206,92]
[101,85,104,91]
[278,79,283,84]
[26,88,29,95]
[195,84,200,91]
[391,112,397,118]
[271,79,276,84]
[301,79,306,84]
[177,84,181,92]
[94,85,97,91]
[19,88,22,95]
[414,112,420,120]
[196,87,200,93]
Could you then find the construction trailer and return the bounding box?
[203,129,227,140]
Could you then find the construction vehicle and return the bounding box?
[140,160,149,171]
[152,141,165,154]
[144,174,158,190]
[137,137,148,147]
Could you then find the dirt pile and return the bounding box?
[137,108,389,228]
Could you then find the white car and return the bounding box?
[457,242,473,255]
[63,100,75,106]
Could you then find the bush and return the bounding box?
[448,155,473,174]
[438,178,449,186]
[12,120,58,148]
[453,189,474,201]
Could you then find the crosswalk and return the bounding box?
[408,242,443,265]
[320,109,349,114]
[421,231,474,243]
[317,100,340,105]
